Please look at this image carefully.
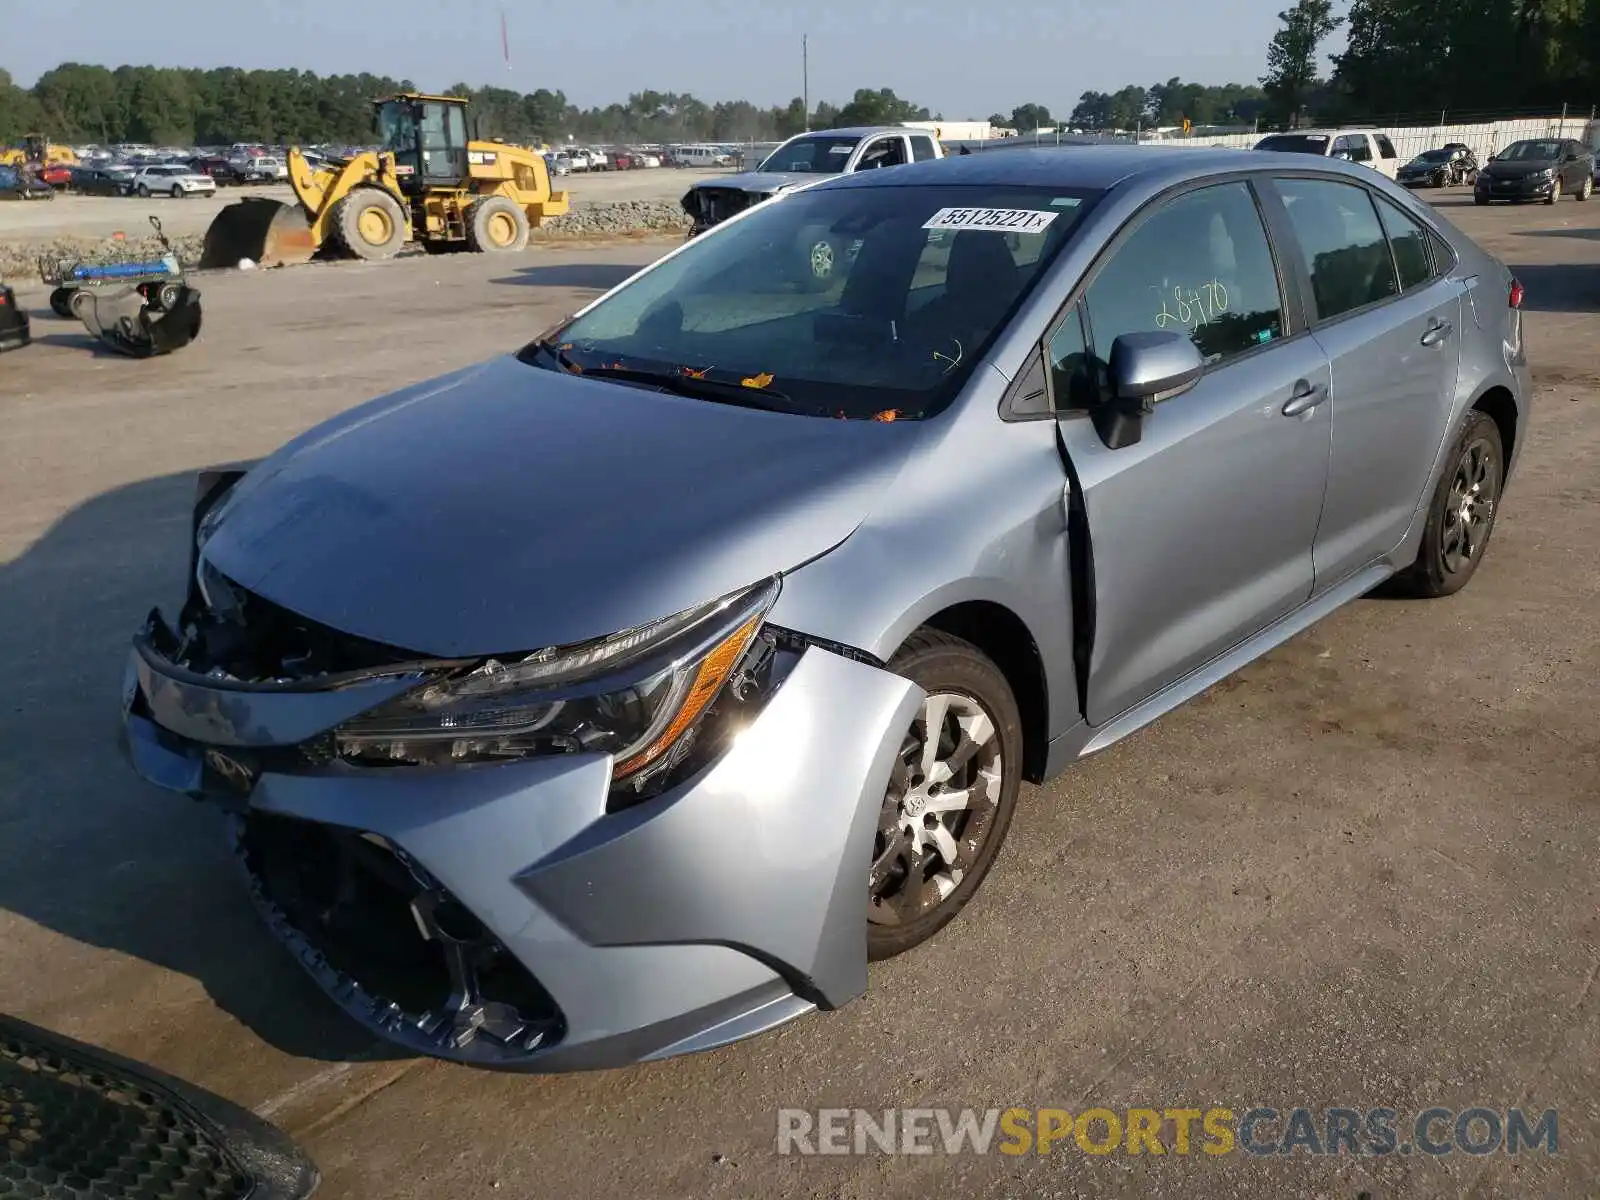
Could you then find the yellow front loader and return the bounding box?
[201,93,570,269]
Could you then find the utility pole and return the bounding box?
[803,34,810,131]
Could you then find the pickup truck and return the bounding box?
[681,125,945,286]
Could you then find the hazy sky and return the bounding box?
[5,0,1329,117]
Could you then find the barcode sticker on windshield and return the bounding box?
[923,207,1059,234]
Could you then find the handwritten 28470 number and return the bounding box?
[1153,279,1230,331]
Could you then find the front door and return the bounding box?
[1051,179,1333,725]
[1269,176,1463,585]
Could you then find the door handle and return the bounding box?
[1282,380,1326,418]
[1421,318,1453,347]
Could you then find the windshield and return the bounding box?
[758,135,861,174]
[1500,140,1560,161]
[521,182,1098,420]
[1255,134,1331,154]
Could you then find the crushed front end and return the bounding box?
[120,472,920,1070]
[681,185,769,238]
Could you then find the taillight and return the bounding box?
[1509,278,1524,309]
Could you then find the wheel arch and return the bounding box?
[1471,385,1519,479]
[892,599,1052,784]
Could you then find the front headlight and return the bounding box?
[332,578,781,786]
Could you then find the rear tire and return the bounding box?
[466,195,530,253]
[1388,409,1504,599]
[867,630,1023,962]
[332,188,407,260]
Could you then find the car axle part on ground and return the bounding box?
[123,146,1527,1071]
[201,92,569,268]
[0,1012,319,1199]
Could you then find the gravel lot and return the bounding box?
[1,193,1597,1199]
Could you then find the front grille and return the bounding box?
[237,814,564,1061]
[0,1017,316,1200]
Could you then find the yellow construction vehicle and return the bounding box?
[0,134,79,168]
[201,93,569,268]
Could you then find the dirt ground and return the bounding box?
[1,190,1597,1200]
[0,167,727,242]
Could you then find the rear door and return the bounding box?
[1267,175,1463,586]
[1050,178,1333,724]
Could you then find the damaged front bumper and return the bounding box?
[121,617,920,1072]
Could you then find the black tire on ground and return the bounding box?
[49,287,74,318]
[867,629,1024,962]
[332,188,407,261]
[465,195,531,253]
[1387,409,1504,599]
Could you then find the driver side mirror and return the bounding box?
[1093,331,1205,450]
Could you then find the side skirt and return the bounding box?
[1042,561,1394,774]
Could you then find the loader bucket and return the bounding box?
[201,197,316,269]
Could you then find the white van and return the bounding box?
[674,144,732,169]
[1254,129,1400,180]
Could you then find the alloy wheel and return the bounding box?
[869,692,1004,927]
[1439,437,1499,576]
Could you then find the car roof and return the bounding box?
[822,144,1355,194]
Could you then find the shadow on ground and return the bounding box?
[0,472,405,1066]
[490,263,641,290]
[1499,260,1600,312]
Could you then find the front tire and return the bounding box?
[332,187,407,260]
[867,631,1023,961]
[1389,409,1504,598]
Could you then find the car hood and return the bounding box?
[1482,160,1554,178]
[691,170,827,196]
[200,355,920,658]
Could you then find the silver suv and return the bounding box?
[122,147,1527,1072]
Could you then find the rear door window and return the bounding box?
[1372,194,1433,291]
[1082,180,1286,369]
[1275,177,1399,320]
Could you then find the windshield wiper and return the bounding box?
[526,340,824,414]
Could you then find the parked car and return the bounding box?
[1474,137,1595,204]
[68,165,135,196]
[0,165,54,201]
[189,155,241,185]
[121,146,1526,1072]
[130,164,218,198]
[682,126,946,256]
[1397,144,1479,188]
[235,157,285,184]
[1254,128,1401,179]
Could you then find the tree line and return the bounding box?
[1258,0,1598,129]
[0,64,943,147]
[3,13,1595,154]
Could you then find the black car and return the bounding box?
[69,165,136,196]
[1397,144,1479,188]
[1474,137,1594,204]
